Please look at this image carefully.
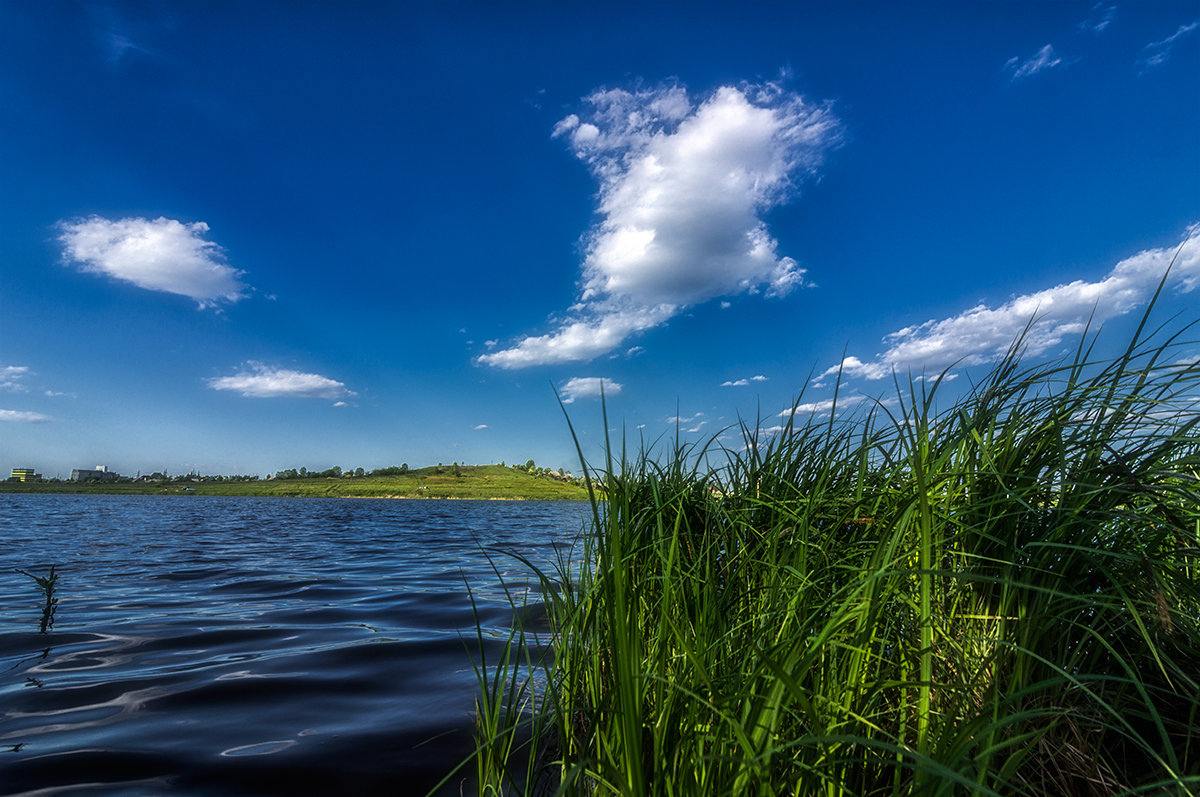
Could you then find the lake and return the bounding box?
[0,494,592,795]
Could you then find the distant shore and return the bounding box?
[0,464,591,502]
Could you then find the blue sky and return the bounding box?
[2,1,1198,478]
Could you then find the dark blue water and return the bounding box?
[0,495,590,795]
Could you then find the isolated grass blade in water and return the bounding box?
[16,565,59,634]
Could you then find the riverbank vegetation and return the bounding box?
[0,464,589,500]
[467,319,1200,795]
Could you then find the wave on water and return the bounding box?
[0,495,588,795]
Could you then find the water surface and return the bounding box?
[0,495,589,795]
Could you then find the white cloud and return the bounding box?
[721,375,768,387]
[207,363,354,400]
[781,395,865,417]
[1139,19,1199,71]
[1005,44,1069,80]
[668,412,705,424]
[58,216,248,307]
[83,0,164,66]
[1,366,30,393]
[667,412,713,432]
[560,376,622,404]
[1079,4,1117,34]
[0,409,52,423]
[474,424,489,430]
[480,306,674,369]
[480,79,839,369]
[824,224,1200,382]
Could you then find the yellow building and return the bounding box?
[11,468,37,482]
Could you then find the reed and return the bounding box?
[465,315,1200,796]
[16,565,59,634]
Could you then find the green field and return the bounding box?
[0,465,590,501]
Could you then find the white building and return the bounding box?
[70,465,119,483]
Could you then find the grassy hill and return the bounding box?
[0,465,591,501]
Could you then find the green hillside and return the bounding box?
[0,464,590,501]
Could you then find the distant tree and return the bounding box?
[354,467,365,478]
[299,467,308,478]
[369,464,414,477]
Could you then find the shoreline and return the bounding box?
[0,465,592,502]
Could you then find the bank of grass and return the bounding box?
[0,465,589,501]
[466,321,1200,795]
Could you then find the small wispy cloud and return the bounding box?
[1138,19,1199,72]
[721,375,768,387]
[473,424,489,430]
[666,412,708,431]
[667,412,704,424]
[560,376,622,404]
[58,216,249,308]
[1079,4,1117,34]
[823,224,1200,382]
[780,395,865,417]
[480,78,840,369]
[1005,44,1069,81]
[84,0,165,66]
[207,363,354,400]
[1,366,31,393]
[0,409,52,423]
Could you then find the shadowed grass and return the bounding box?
[16,565,59,634]
[463,315,1200,796]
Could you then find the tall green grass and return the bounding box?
[465,318,1200,796]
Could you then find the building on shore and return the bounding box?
[70,465,119,483]
[10,468,39,482]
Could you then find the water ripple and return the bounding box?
[0,495,587,795]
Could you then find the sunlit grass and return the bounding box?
[465,314,1200,796]
[0,465,589,500]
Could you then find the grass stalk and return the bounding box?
[463,313,1200,796]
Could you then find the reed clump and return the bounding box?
[470,321,1200,796]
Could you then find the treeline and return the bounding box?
[8,461,581,485]
[268,460,583,484]
[143,472,261,483]
[511,458,576,482]
[272,465,404,479]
